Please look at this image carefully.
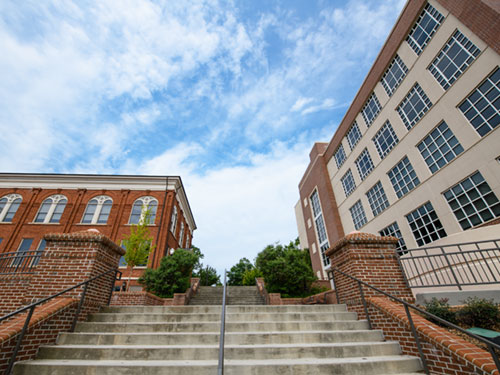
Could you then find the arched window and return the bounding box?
[35,195,67,223]
[179,222,185,247]
[129,196,158,224]
[186,232,191,248]
[82,196,113,224]
[0,194,22,223]
[170,205,178,234]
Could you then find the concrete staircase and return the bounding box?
[13,304,423,374]
[189,285,265,305]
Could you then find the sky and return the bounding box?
[0,0,406,276]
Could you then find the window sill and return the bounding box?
[27,222,63,225]
[75,223,109,226]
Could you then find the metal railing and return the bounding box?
[330,267,500,375]
[0,251,44,275]
[0,268,122,375]
[397,238,500,290]
[218,269,227,375]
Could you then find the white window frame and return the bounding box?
[179,222,185,247]
[381,54,408,97]
[346,122,362,150]
[361,93,381,127]
[397,83,433,130]
[34,195,67,224]
[341,169,356,197]
[355,148,374,181]
[81,195,113,224]
[406,202,447,247]
[310,190,330,267]
[372,120,399,159]
[129,196,158,225]
[366,181,390,217]
[387,156,420,199]
[379,222,407,254]
[428,30,480,90]
[406,3,444,55]
[0,194,22,223]
[334,144,346,169]
[170,205,178,234]
[349,200,367,230]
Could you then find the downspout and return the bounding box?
[151,177,169,268]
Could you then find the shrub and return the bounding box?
[423,298,456,326]
[139,248,199,298]
[242,268,263,286]
[456,297,500,329]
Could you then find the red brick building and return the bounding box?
[0,173,196,289]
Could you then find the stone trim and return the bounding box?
[43,230,125,256]
[326,232,398,257]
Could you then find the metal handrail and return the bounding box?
[330,267,500,375]
[0,250,45,275]
[397,238,500,290]
[218,269,227,375]
[1,268,122,375]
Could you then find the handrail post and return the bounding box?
[330,270,340,304]
[486,343,500,371]
[403,304,430,375]
[218,269,227,375]
[6,305,36,375]
[70,281,89,332]
[107,270,119,306]
[358,280,372,330]
[440,247,462,290]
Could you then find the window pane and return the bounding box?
[82,199,98,223]
[35,199,52,223]
[49,199,67,223]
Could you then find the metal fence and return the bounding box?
[397,239,500,290]
[0,251,44,275]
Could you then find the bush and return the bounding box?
[139,248,199,298]
[456,297,500,329]
[242,268,263,286]
[423,298,456,325]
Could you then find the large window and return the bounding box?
[346,122,362,150]
[381,55,408,96]
[379,222,407,254]
[341,169,356,197]
[406,3,444,55]
[82,196,113,224]
[355,148,374,181]
[397,83,433,130]
[406,202,447,246]
[387,156,420,198]
[334,144,346,169]
[429,30,480,90]
[443,171,500,230]
[361,93,381,127]
[310,191,330,267]
[34,195,67,224]
[417,121,463,174]
[170,205,178,234]
[349,200,367,230]
[0,194,22,223]
[129,196,158,224]
[458,67,500,137]
[366,181,390,217]
[372,120,399,159]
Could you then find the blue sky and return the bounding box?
[0,0,406,275]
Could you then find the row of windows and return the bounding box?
[334,3,498,189]
[353,170,500,249]
[0,194,161,226]
[310,191,330,268]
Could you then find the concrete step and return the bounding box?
[102,305,222,314]
[75,320,370,333]
[37,341,402,361]
[87,311,357,323]
[13,356,423,374]
[58,329,386,346]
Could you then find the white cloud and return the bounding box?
[301,98,336,115]
[127,139,310,274]
[291,97,314,112]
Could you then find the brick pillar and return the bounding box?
[325,232,413,317]
[25,230,125,318]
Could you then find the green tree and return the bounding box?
[122,208,155,291]
[195,265,221,286]
[139,248,200,298]
[227,257,254,286]
[242,267,263,286]
[255,238,317,298]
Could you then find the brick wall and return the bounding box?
[0,230,124,374]
[110,291,165,306]
[328,232,499,375]
[0,297,77,374]
[0,276,32,316]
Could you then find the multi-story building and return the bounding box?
[295,0,500,281]
[0,173,196,289]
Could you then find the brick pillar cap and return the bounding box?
[325,232,398,257]
[43,230,126,256]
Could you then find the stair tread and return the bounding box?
[17,355,420,366]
